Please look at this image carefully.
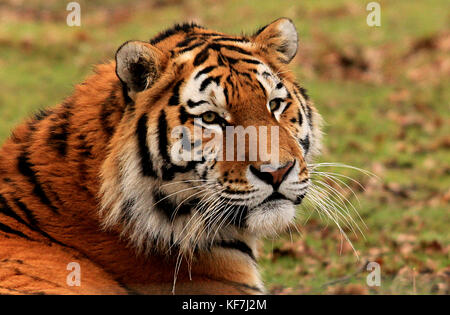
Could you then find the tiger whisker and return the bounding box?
[309,162,377,178]
[206,193,241,242]
[310,170,366,194]
[173,189,226,252]
[308,185,355,231]
[305,188,359,258]
[170,187,215,224]
[197,195,231,247]
[152,183,213,209]
[159,179,215,188]
[312,178,367,233]
[171,189,225,249]
[310,167,370,231]
[309,184,362,238]
[210,202,240,244]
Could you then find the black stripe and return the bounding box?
[187,100,209,108]
[223,188,254,195]
[136,114,157,177]
[0,222,31,240]
[195,66,216,79]
[158,110,171,164]
[0,193,63,244]
[13,198,40,227]
[306,104,313,130]
[150,23,202,45]
[12,198,70,247]
[212,37,250,43]
[239,58,261,65]
[198,32,223,37]
[177,41,204,54]
[234,70,251,80]
[75,134,93,159]
[292,85,310,127]
[221,56,240,65]
[215,240,255,261]
[210,43,252,55]
[223,86,229,105]
[121,81,134,106]
[168,80,183,106]
[157,110,198,180]
[298,109,303,126]
[193,47,210,66]
[286,91,292,101]
[48,101,72,157]
[299,134,310,156]
[226,75,234,87]
[257,80,266,96]
[153,190,193,221]
[283,101,292,113]
[255,24,268,35]
[100,90,122,137]
[176,36,197,48]
[217,54,226,66]
[296,83,310,101]
[293,83,310,107]
[200,75,221,91]
[178,106,189,124]
[0,194,28,227]
[17,150,59,214]
[75,134,93,194]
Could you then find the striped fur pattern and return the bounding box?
[0,19,322,294]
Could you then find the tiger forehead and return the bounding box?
[166,28,252,56]
[179,63,273,117]
[177,46,284,111]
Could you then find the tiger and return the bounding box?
[0,18,322,294]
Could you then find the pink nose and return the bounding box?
[250,161,295,188]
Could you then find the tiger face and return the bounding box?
[101,18,322,254]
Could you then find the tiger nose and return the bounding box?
[250,161,295,189]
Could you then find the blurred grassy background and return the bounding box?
[0,0,448,294]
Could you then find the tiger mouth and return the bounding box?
[261,192,289,204]
[258,191,306,207]
[256,192,293,208]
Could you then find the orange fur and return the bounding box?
[0,20,320,294]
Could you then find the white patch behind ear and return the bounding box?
[276,18,298,62]
[254,18,299,64]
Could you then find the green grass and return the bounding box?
[0,0,448,294]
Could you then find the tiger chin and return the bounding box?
[0,18,322,295]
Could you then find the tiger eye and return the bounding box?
[201,111,217,123]
[269,99,280,111]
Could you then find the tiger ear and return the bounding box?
[252,18,298,64]
[115,41,164,101]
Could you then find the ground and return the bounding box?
[0,0,448,294]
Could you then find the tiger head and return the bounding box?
[100,18,322,255]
